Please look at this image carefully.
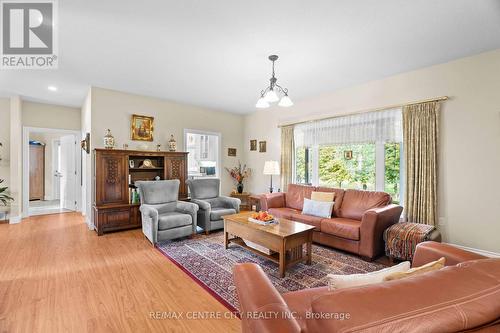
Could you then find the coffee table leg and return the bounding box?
[224,231,229,249]
[306,233,312,265]
[279,241,286,278]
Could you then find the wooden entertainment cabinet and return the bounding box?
[93,148,188,235]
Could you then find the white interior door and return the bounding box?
[59,135,76,211]
[52,140,61,200]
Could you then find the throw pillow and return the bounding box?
[311,191,335,202]
[383,257,445,281]
[328,261,411,290]
[302,198,334,218]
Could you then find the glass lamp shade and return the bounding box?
[263,160,280,175]
[278,95,293,107]
[256,97,270,108]
[264,89,279,102]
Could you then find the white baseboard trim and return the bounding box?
[85,216,94,230]
[9,216,21,224]
[447,243,500,258]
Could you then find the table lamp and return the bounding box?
[263,160,280,193]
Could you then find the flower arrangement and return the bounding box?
[225,162,250,193]
[0,179,14,206]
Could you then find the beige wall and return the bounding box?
[81,89,92,226]
[0,98,10,186]
[23,101,81,130]
[9,96,22,220]
[86,87,245,225]
[244,49,500,253]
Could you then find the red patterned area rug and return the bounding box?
[156,232,385,313]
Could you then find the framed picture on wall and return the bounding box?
[250,140,257,151]
[228,148,237,156]
[131,114,154,141]
[259,141,266,153]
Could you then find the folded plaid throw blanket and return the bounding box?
[384,222,436,261]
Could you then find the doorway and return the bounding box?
[23,127,81,217]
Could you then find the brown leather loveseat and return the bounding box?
[260,184,403,259]
[233,242,500,332]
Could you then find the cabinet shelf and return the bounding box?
[129,167,164,171]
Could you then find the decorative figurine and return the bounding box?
[168,135,177,151]
[103,129,115,149]
[156,144,161,151]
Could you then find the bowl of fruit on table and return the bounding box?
[248,211,278,225]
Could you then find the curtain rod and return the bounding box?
[277,96,449,128]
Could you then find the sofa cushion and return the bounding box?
[321,218,361,240]
[302,198,334,218]
[268,207,300,219]
[311,191,335,202]
[210,207,236,221]
[328,261,411,290]
[290,213,323,231]
[186,178,220,199]
[286,184,315,211]
[384,257,445,281]
[338,189,391,220]
[315,187,345,217]
[158,212,192,230]
[310,259,500,332]
[136,180,179,205]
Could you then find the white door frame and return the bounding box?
[51,138,61,200]
[22,127,82,218]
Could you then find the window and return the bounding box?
[293,108,403,203]
[384,142,401,203]
[184,130,220,178]
[294,146,312,184]
[318,144,375,190]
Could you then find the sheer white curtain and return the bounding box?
[294,108,403,146]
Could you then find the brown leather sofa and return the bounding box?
[260,184,403,259]
[233,242,500,333]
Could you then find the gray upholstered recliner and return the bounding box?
[136,179,198,244]
[186,178,240,235]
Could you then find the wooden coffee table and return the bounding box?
[223,212,315,277]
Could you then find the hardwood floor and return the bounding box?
[0,213,240,333]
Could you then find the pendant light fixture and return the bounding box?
[256,55,293,108]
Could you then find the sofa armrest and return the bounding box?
[412,241,487,268]
[139,204,160,244]
[359,204,403,259]
[233,263,301,333]
[260,193,286,211]
[218,196,241,212]
[191,198,211,211]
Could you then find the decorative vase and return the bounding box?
[103,129,115,149]
[237,182,244,194]
[168,135,177,151]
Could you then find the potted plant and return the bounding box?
[0,179,14,206]
[225,161,250,194]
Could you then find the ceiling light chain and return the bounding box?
[256,55,293,108]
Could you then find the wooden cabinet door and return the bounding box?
[29,144,45,200]
[95,152,128,205]
[165,156,187,198]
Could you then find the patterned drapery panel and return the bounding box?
[403,101,440,225]
[280,125,294,192]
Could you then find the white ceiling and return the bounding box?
[1,0,499,114]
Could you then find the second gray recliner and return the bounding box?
[186,178,241,234]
